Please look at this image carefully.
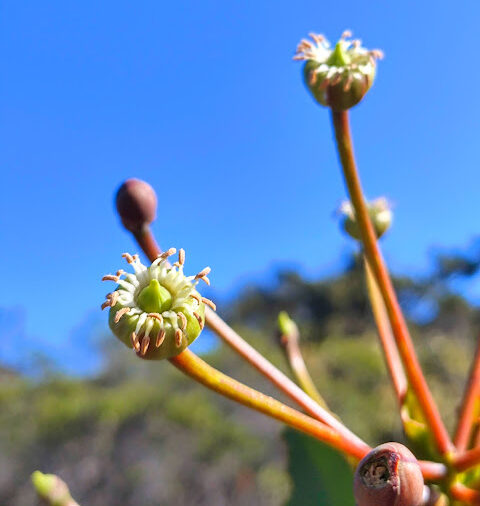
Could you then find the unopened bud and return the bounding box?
[294,31,383,111]
[277,311,298,337]
[353,442,424,506]
[31,471,78,506]
[115,178,157,232]
[341,197,392,240]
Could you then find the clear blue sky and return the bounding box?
[1,1,480,373]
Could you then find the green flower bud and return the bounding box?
[294,31,383,111]
[277,311,298,337]
[340,197,392,240]
[101,248,216,360]
[31,471,78,506]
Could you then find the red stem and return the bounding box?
[364,256,407,402]
[450,483,480,504]
[454,336,480,451]
[417,460,447,482]
[453,445,480,472]
[331,110,453,456]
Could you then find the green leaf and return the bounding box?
[401,389,440,462]
[284,429,355,506]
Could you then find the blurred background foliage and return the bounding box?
[1,243,480,505]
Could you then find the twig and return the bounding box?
[170,349,368,460]
[364,255,408,402]
[278,312,328,408]
[454,336,480,451]
[450,483,480,504]
[133,226,370,453]
[331,109,453,455]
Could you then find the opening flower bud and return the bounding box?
[101,248,216,360]
[294,31,383,111]
[353,442,424,506]
[341,197,392,240]
[115,178,157,232]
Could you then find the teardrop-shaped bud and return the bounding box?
[115,178,157,232]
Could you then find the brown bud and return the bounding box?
[115,179,157,232]
[353,443,424,506]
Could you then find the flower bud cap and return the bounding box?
[115,178,157,232]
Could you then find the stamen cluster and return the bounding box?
[102,248,215,360]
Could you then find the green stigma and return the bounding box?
[326,41,351,67]
[137,279,172,313]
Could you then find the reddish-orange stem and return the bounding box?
[170,349,368,460]
[417,460,447,482]
[453,445,480,472]
[454,337,480,451]
[132,226,161,264]
[450,483,480,504]
[331,110,453,456]
[133,226,370,453]
[364,256,407,402]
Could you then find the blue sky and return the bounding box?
[1,1,480,373]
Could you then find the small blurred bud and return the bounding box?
[115,178,157,232]
[277,311,298,337]
[341,197,392,240]
[353,442,424,506]
[31,471,78,506]
[294,31,383,111]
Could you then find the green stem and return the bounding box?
[280,322,328,408]
[331,109,453,456]
[170,349,369,460]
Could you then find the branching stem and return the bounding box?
[364,255,407,402]
[280,322,327,408]
[331,109,452,455]
[454,337,480,451]
[450,483,480,505]
[133,226,370,454]
[170,349,368,460]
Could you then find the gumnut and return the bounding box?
[115,178,157,232]
[294,30,383,111]
[353,442,424,506]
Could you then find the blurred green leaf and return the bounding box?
[284,429,355,506]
